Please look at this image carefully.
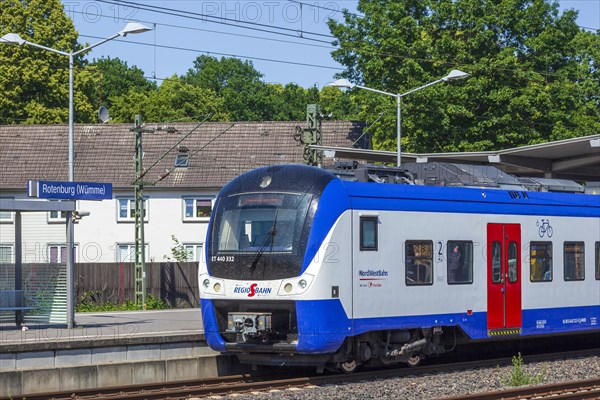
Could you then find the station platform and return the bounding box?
[0,309,240,398]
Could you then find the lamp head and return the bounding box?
[442,69,470,81]
[325,78,356,89]
[0,33,26,46]
[119,22,153,37]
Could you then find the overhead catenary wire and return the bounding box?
[134,113,213,184]
[64,8,337,55]
[79,34,344,71]
[152,123,237,185]
[38,5,597,82]
[95,0,336,42]
[78,34,599,84]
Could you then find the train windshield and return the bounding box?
[214,192,312,255]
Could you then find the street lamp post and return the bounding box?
[326,70,470,167]
[1,22,152,328]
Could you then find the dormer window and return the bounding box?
[175,153,189,168]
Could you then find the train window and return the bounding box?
[595,242,599,280]
[447,241,473,285]
[360,217,378,251]
[508,242,518,283]
[405,241,433,286]
[530,242,552,282]
[564,242,585,281]
[491,241,501,283]
[214,192,312,255]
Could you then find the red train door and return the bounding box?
[487,223,522,335]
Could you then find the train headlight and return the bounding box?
[213,283,222,292]
[298,279,307,289]
[284,283,293,293]
[203,279,210,289]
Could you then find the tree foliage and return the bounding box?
[180,55,345,122]
[329,0,600,152]
[0,0,100,124]
[183,55,268,121]
[89,56,156,109]
[109,75,228,123]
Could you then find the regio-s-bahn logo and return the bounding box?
[233,283,273,297]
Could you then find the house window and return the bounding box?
[116,243,149,262]
[447,241,473,284]
[175,153,189,167]
[530,242,552,282]
[48,210,68,223]
[117,198,148,222]
[47,244,76,263]
[360,216,378,251]
[183,243,203,262]
[183,198,213,221]
[0,197,14,223]
[0,245,14,263]
[405,240,433,286]
[564,242,585,281]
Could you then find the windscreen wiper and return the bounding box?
[249,209,278,270]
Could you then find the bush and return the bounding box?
[501,353,545,387]
[76,291,170,312]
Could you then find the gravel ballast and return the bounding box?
[220,355,600,400]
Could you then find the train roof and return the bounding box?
[327,164,599,218]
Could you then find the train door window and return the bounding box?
[447,241,473,284]
[530,242,552,282]
[595,242,599,280]
[360,217,378,251]
[405,241,433,286]
[491,241,501,283]
[507,242,518,283]
[564,242,585,281]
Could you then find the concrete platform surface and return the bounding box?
[0,309,205,352]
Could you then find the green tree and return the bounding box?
[260,83,321,121]
[183,55,270,121]
[329,0,600,153]
[319,86,361,120]
[88,56,156,109]
[0,0,99,124]
[109,75,228,123]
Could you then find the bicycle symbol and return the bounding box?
[537,219,553,238]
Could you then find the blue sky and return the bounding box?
[62,0,600,89]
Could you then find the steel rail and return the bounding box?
[8,347,600,400]
[438,377,600,400]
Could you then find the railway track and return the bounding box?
[8,348,600,400]
[440,377,600,399]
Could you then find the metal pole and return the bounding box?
[66,211,74,328]
[15,212,23,326]
[66,53,75,329]
[68,54,74,182]
[397,95,401,167]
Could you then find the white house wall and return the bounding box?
[0,190,217,263]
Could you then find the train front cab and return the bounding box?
[200,165,353,366]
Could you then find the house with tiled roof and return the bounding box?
[0,121,366,263]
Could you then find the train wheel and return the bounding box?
[406,354,421,368]
[339,360,358,374]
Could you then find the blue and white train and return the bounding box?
[199,164,600,372]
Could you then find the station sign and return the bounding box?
[27,180,112,201]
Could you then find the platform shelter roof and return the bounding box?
[312,134,600,182]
